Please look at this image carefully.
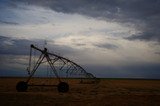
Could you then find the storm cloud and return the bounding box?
[94,43,118,50]
[0,0,160,78]
[0,35,34,55]
[0,20,19,25]
[12,0,160,42]
[0,35,76,56]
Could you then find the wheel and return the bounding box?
[16,81,28,92]
[57,82,69,93]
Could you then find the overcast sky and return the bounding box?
[0,0,160,78]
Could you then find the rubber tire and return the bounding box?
[16,81,28,92]
[57,82,69,93]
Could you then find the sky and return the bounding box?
[0,0,160,78]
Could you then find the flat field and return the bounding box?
[0,77,160,106]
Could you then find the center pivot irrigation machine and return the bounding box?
[16,44,97,92]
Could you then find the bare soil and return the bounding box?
[0,77,160,106]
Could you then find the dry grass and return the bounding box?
[0,77,160,106]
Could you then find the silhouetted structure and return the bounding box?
[16,44,97,92]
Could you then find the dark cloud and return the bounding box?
[155,52,160,55]
[0,0,18,9]
[0,35,78,77]
[1,1,160,78]
[94,43,118,50]
[11,0,160,42]
[0,35,76,56]
[126,32,160,42]
[74,43,86,46]
[0,36,32,55]
[0,20,19,25]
